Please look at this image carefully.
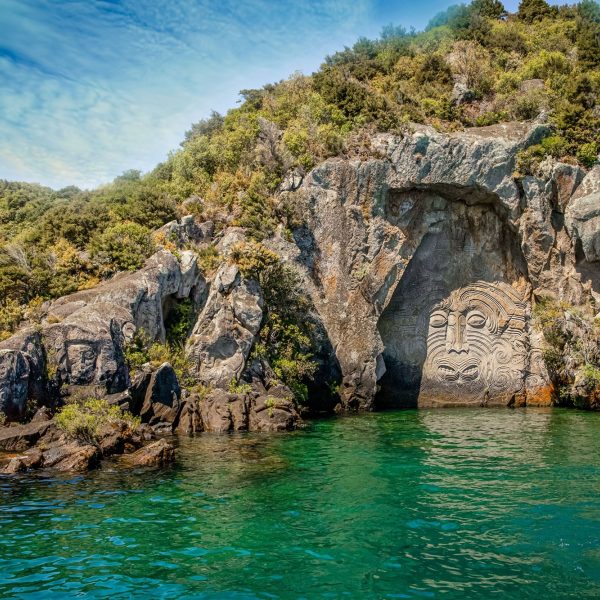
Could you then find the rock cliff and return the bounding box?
[277,123,596,410]
[0,123,598,439]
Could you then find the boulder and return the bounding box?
[186,262,264,388]
[125,439,175,467]
[40,438,100,472]
[140,363,181,425]
[156,214,212,247]
[199,386,300,433]
[199,389,241,433]
[1,449,43,474]
[451,81,475,105]
[31,406,52,422]
[96,420,137,455]
[249,394,298,432]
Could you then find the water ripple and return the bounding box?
[0,408,599,599]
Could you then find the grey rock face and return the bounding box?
[0,331,46,421]
[451,81,475,105]
[284,123,591,409]
[186,262,264,388]
[566,166,600,262]
[157,215,213,247]
[0,123,594,420]
[47,250,204,343]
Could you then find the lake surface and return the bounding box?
[1,408,599,599]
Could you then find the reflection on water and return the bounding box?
[1,408,599,599]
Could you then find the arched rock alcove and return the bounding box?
[376,187,531,408]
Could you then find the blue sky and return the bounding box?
[0,0,544,189]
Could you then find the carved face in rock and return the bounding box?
[420,282,528,404]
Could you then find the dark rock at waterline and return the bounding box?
[0,417,172,474]
[124,438,175,467]
[140,363,181,425]
[2,449,43,473]
[175,397,203,435]
[1,435,100,474]
[196,387,300,434]
[40,438,101,472]
[250,393,298,432]
[0,420,56,452]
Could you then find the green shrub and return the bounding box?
[0,298,25,339]
[577,141,598,168]
[229,241,279,279]
[471,0,507,18]
[228,379,253,394]
[475,110,509,126]
[124,329,195,389]
[196,245,221,275]
[90,221,155,272]
[252,262,317,405]
[55,398,140,444]
[165,298,195,346]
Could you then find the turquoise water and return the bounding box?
[1,409,600,599]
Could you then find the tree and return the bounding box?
[577,20,600,68]
[471,0,506,19]
[517,0,556,23]
[114,169,141,183]
[426,4,471,30]
[182,111,224,145]
[576,1,600,69]
[577,0,600,23]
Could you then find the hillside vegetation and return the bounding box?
[1,0,599,340]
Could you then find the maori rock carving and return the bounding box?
[419,282,528,405]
